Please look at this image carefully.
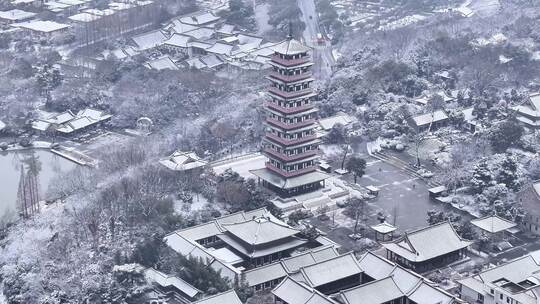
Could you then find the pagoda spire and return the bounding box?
[287,21,293,40]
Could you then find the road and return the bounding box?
[297,0,335,80]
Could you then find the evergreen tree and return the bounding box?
[470,158,493,194]
[497,155,520,191]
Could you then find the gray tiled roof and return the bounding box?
[272,277,338,304]
[297,253,363,287]
[339,276,403,304]
[221,217,301,245]
[192,290,242,304]
[382,222,473,262]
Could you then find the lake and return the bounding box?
[0,149,76,225]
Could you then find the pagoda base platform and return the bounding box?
[250,168,330,197]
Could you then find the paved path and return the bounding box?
[297,0,335,80]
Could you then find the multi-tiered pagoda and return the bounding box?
[251,37,328,197]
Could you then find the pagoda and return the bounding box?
[251,36,328,197]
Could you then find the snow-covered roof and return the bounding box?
[34,108,111,134]
[12,20,70,33]
[164,19,198,34]
[221,217,301,245]
[144,268,201,298]
[32,120,51,131]
[178,10,220,26]
[459,250,540,303]
[272,277,338,304]
[164,33,191,48]
[411,110,449,127]
[145,56,179,70]
[272,38,310,55]
[237,33,263,45]
[0,120,5,131]
[216,23,235,35]
[0,9,36,21]
[109,2,135,10]
[382,222,472,262]
[159,150,207,171]
[183,27,214,40]
[57,0,85,5]
[192,290,242,304]
[131,30,166,51]
[68,12,101,22]
[318,111,357,131]
[471,215,517,233]
[206,42,235,55]
[83,8,115,16]
[340,276,403,304]
[295,253,363,288]
[371,222,397,234]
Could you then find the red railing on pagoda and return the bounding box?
[265,162,317,177]
[265,133,317,146]
[268,72,313,83]
[264,102,315,114]
[266,117,316,130]
[268,87,313,99]
[270,55,311,67]
[264,148,318,162]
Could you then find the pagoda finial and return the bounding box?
[287,21,293,40]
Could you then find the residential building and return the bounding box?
[518,181,540,235]
[250,37,329,197]
[459,250,540,304]
[382,222,473,272]
[514,93,540,129]
[0,9,35,24]
[12,20,70,38]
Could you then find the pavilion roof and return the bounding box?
[471,215,517,233]
[272,38,310,55]
[221,216,301,245]
[381,222,473,262]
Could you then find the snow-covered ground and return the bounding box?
[211,153,266,179]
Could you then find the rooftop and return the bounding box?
[159,150,207,171]
[221,216,301,245]
[295,252,363,288]
[68,12,101,23]
[131,30,166,51]
[272,277,338,304]
[178,10,220,26]
[12,20,70,33]
[145,56,179,71]
[0,9,36,21]
[143,268,201,298]
[382,221,473,262]
[272,38,311,55]
[470,215,517,234]
[411,110,449,127]
[192,290,242,304]
[371,222,397,234]
[250,168,329,190]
